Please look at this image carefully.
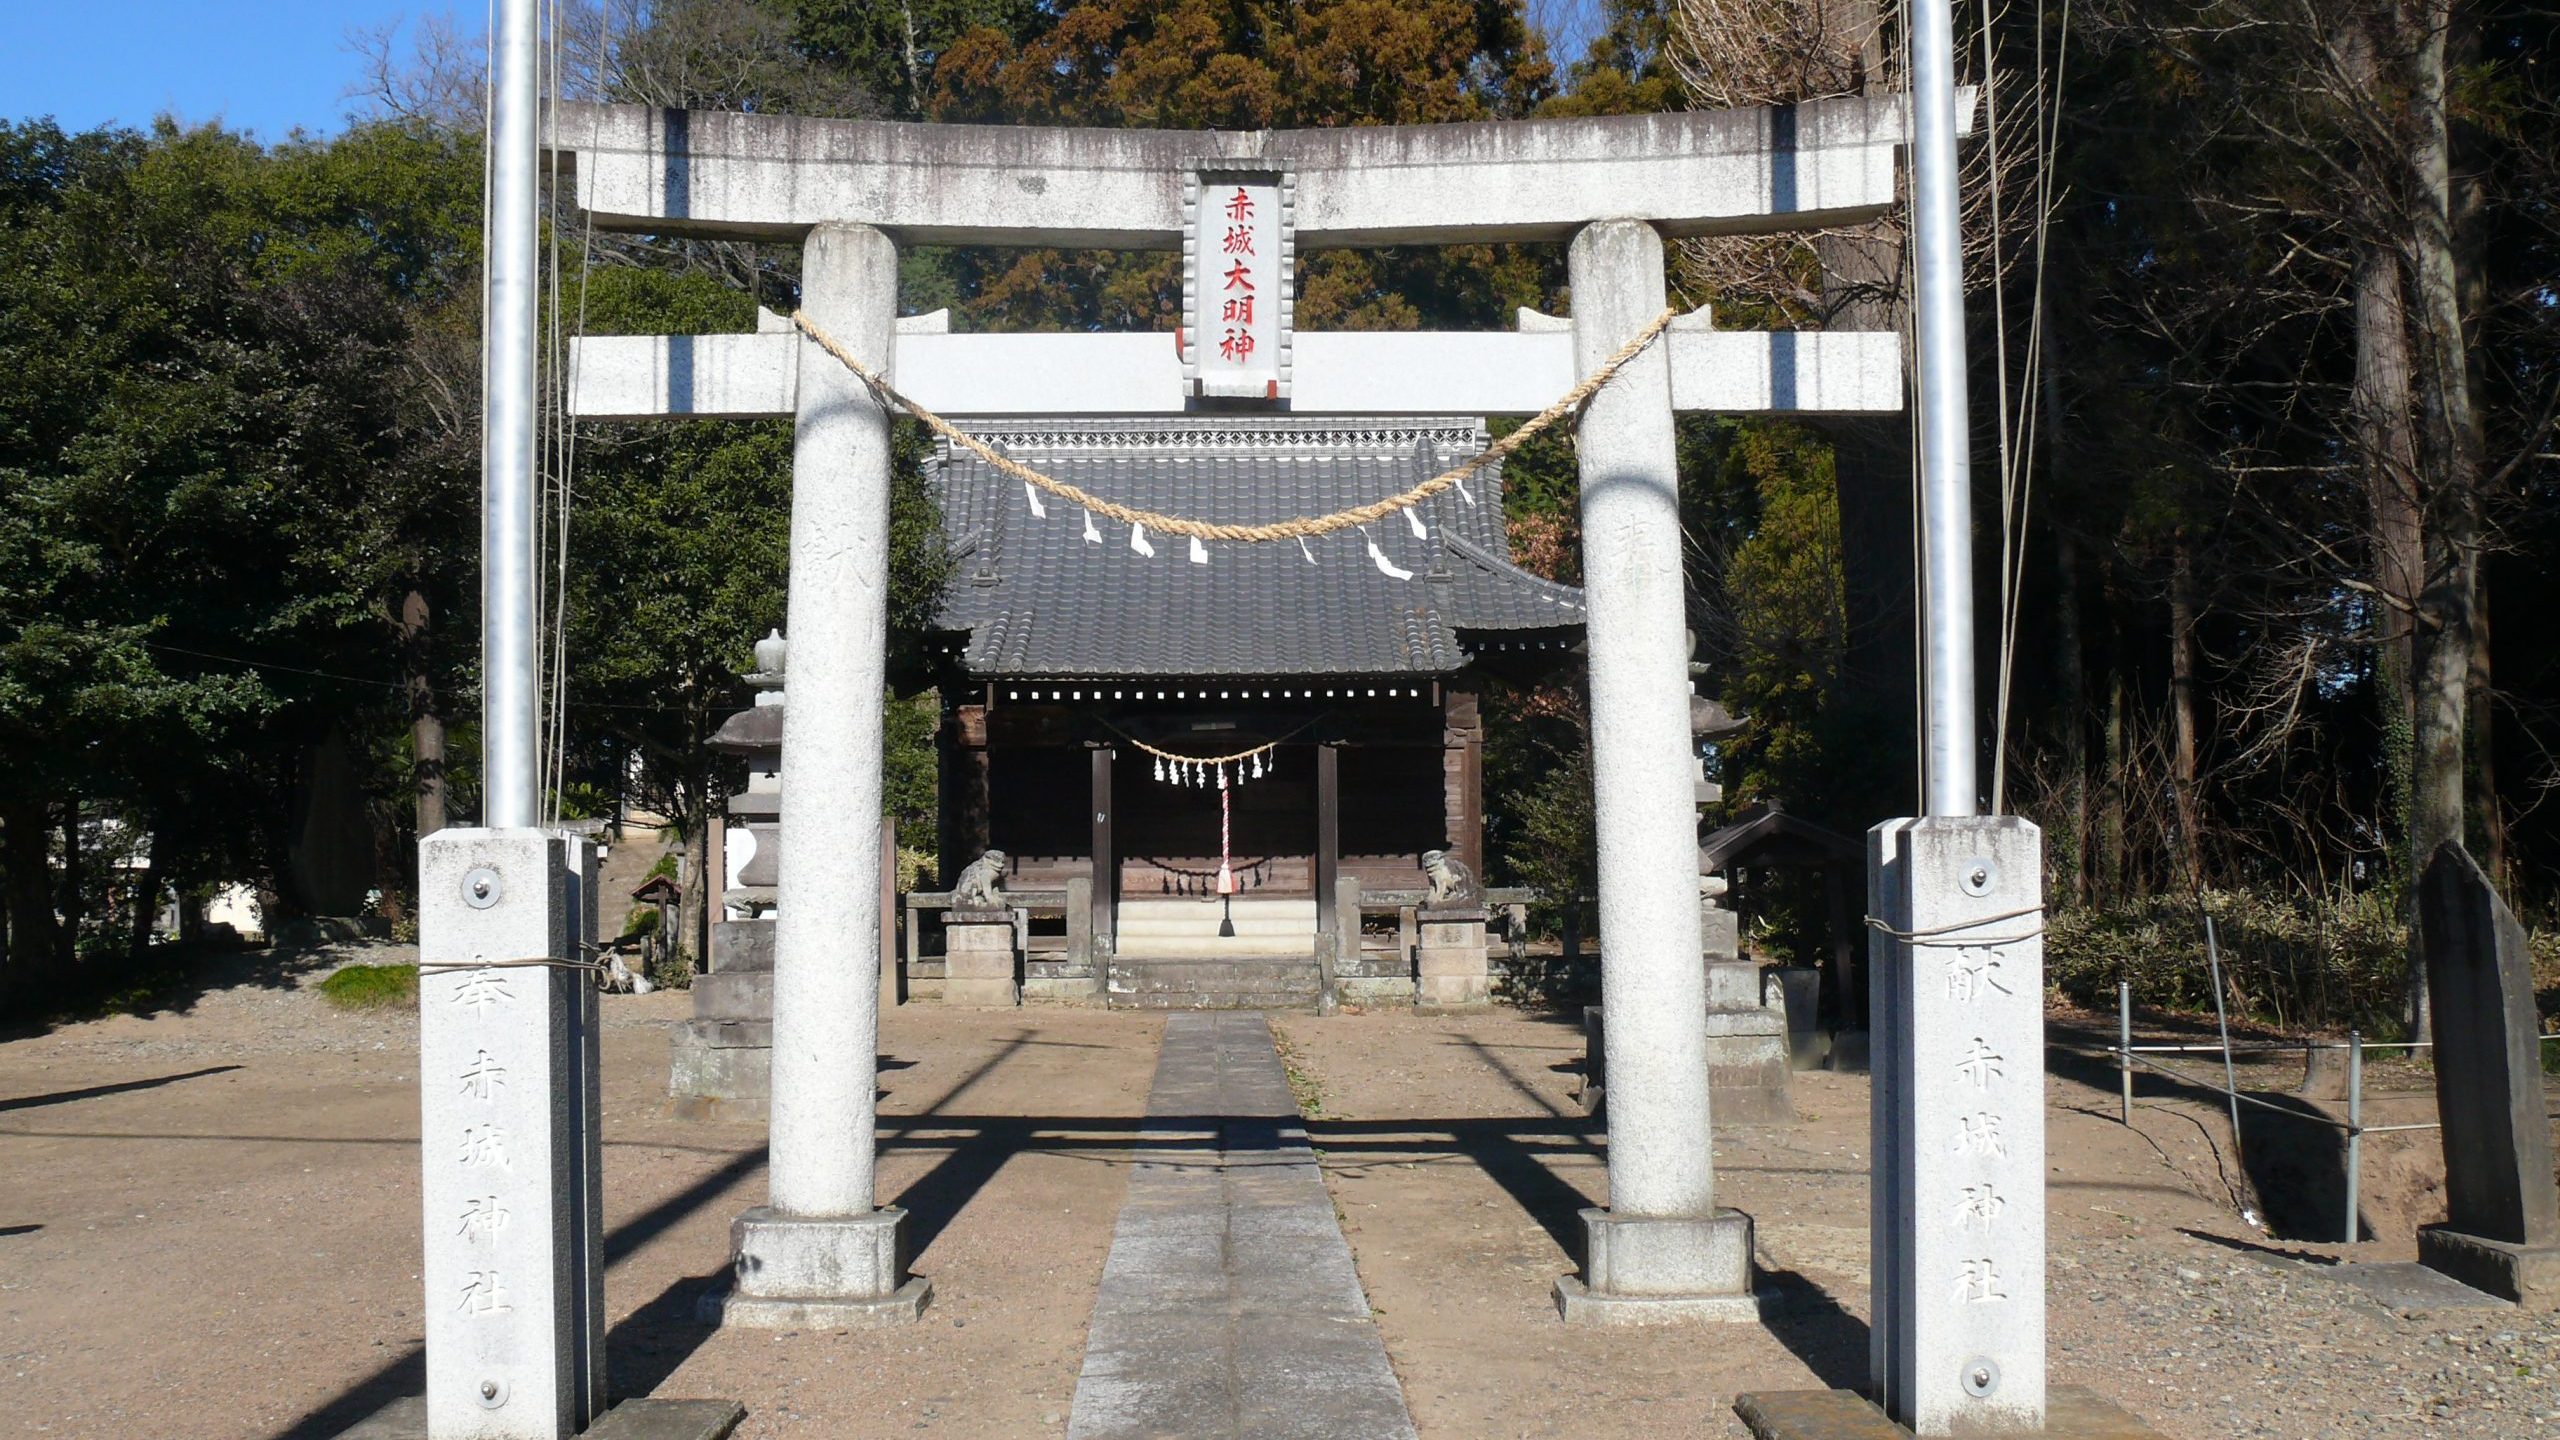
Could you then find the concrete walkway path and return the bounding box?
[1066,1012,1418,1440]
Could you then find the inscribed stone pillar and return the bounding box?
[1552,218,1757,1323]
[418,828,600,1439]
[1874,815,2046,1433]
[2417,841,2560,1306]
[703,221,928,1327]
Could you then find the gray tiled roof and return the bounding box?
[930,417,1585,679]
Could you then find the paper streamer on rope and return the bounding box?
[1083,511,1102,544]
[1130,523,1155,557]
[1364,528,1414,581]
[1405,507,1428,539]
[1298,537,1317,565]
[1454,478,1474,505]
[1188,536,1209,565]
[1024,481,1046,518]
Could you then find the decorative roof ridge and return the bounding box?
[1442,532,1587,610]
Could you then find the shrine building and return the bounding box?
[924,415,1582,966]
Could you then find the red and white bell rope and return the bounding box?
[1217,777,1234,897]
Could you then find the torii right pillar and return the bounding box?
[1552,219,1762,1324]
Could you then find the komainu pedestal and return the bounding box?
[2416,841,2560,1307]
[941,908,1020,1007]
[1416,909,1491,1009]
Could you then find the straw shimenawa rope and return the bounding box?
[789,306,1679,543]
[1101,717,1320,767]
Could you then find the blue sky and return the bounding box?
[0,3,476,141]
[1,3,1600,143]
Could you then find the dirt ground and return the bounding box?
[4,947,2557,1439]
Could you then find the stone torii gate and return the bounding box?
[558,91,1919,1326]
[414,89,2065,1440]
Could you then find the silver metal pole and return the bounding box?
[1909,0,1978,817]
[2118,979,2134,1126]
[482,0,543,829]
[2203,914,2246,1175]
[2344,1030,2363,1244]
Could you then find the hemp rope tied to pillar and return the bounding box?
[418,956,615,975]
[789,305,1679,543]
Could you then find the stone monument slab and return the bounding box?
[2417,842,2560,1307]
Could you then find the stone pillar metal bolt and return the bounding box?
[419,829,601,1439]
[1552,218,1758,1324]
[1873,815,2047,1433]
[703,221,929,1327]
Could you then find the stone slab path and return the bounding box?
[1067,1012,1418,1440]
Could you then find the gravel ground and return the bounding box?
[3,948,2550,1439]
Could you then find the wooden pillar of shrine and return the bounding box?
[938,700,991,885]
[1089,742,1115,962]
[1443,688,1485,877]
[1315,742,1343,940]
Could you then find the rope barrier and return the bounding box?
[789,305,1680,543]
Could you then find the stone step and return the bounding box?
[1108,957,1322,1012]
[1118,898,1319,915]
[1109,959,1321,993]
[1115,900,1318,935]
[1109,990,1324,1011]
[1112,934,1319,957]
[1114,917,1318,938]
[1115,916,1318,936]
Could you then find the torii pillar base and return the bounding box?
[696,1207,933,1329]
[1552,1207,1766,1324]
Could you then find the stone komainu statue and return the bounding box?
[952,848,1009,908]
[1421,848,1484,910]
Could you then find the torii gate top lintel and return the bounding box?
[550,92,1967,249]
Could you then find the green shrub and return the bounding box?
[318,963,419,1010]
[645,949,696,991]
[2047,888,2407,1036]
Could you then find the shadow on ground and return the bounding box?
[0,1064,243,1112]
[272,1146,769,1440]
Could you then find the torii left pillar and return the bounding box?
[699,221,931,1327]
[1552,219,1763,1324]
